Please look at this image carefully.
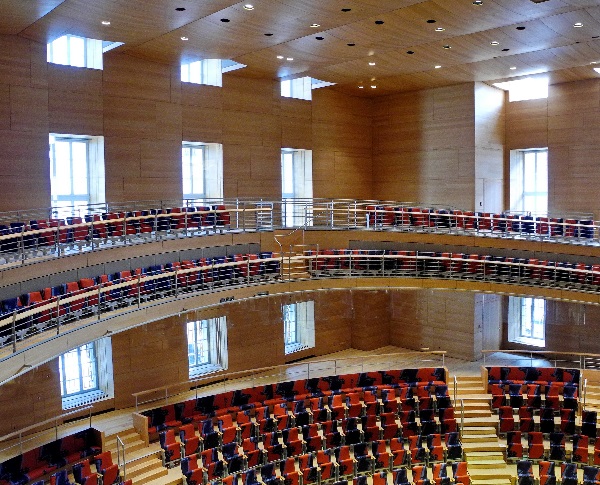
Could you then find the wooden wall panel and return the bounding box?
[351,290,391,350]
[372,83,477,209]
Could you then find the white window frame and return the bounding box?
[493,77,548,102]
[59,338,114,410]
[283,301,315,355]
[182,142,223,201]
[181,59,245,87]
[509,148,548,216]
[187,317,228,378]
[47,35,103,70]
[50,134,105,218]
[281,149,313,227]
[507,296,546,347]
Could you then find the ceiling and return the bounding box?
[4,0,600,96]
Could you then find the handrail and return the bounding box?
[481,349,600,369]
[5,249,600,356]
[1,198,600,270]
[116,435,125,481]
[453,375,457,407]
[132,350,447,411]
[0,406,93,456]
[460,399,464,435]
[584,378,588,411]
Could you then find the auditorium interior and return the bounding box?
[1,2,600,485]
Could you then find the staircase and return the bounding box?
[453,375,512,485]
[104,428,169,485]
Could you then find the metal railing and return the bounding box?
[4,250,600,357]
[0,406,93,458]
[481,349,600,369]
[116,435,126,481]
[0,198,599,268]
[131,350,447,411]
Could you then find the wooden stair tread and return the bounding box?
[128,467,168,485]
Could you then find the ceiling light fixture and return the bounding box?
[473,0,483,4]
[316,36,324,40]
[358,85,364,89]
[427,19,437,24]
[369,62,376,65]
[310,23,320,28]
[221,18,230,22]
[516,26,526,30]
[347,43,356,46]
[341,8,351,12]
[375,20,384,25]
[277,55,284,59]
[574,22,583,28]
[435,65,442,69]
[101,20,111,25]
[175,7,186,11]
[243,4,254,10]
[286,57,293,61]
[407,50,415,54]
[435,27,445,32]
[181,36,188,41]
[490,41,499,45]
[264,33,273,36]
[371,85,377,88]
[443,45,451,49]
[510,66,517,70]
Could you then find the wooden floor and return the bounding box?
[0,346,550,462]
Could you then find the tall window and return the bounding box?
[47,35,104,70]
[59,338,114,409]
[182,142,223,201]
[493,77,549,102]
[50,134,105,217]
[181,59,246,87]
[281,149,313,227]
[510,149,548,215]
[507,296,546,347]
[283,301,315,355]
[187,317,228,377]
[281,77,336,100]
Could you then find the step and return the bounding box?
[142,467,183,485]
[471,479,512,485]
[462,434,499,443]
[468,468,513,480]
[128,467,168,485]
[462,426,498,435]
[125,458,163,479]
[464,416,499,426]
[455,376,483,382]
[105,430,141,445]
[455,394,493,401]
[106,441,148,456]
[466,451,506,460]
[463,442,506,453]
[467,460,509,469]
[463,410,493,418]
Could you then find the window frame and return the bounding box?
[509,148,548,216]
[283,301,315,355]
[187,316,228,378]
[507,296,546,347]
[281,149,313,227]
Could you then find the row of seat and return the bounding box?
[491,384,578,411]
[0,206,232,260]
[306,249,600,290]
[0,252,280,348]
[516,460,600,485]
[47,453,129,485]
[141,369,447,436]
[499,407,586,436]
[364,206,595,241]
[486,367,580,389]
[506,431,600,464]
[0,429,101,485]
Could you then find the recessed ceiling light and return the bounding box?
[347,43,355,46]
[434,65,442,69]
[443,45,451,49]
[264,33,273,36]
[221,18,230,22]
[243,4,254,10]
[473,0,483,4]
[510,66,517,70]
[371,85,377,88]
[341,8,351,12]
[310,23,320,28]
[286,57,293,61]
[358,85,364,89]
[502,48,510,51]
[101,20,111,26]
[574,22,583,28]
[407,50,414,54]
[516,26,525,30]
[427,19,437,24]
[316,36,324,40]
[277,55,284,59]
[369,62,376,66]
[375,20,384,25]
[181,36,188,41]
[175,7,186,11]
[435,27,445,32]
[590,61,599,65]
[490,41,500,45]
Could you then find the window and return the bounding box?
[280,77,336,101]
[181,59,246,87]
[281,149,313,227]
[47,35,107,70]
[509,148,548,215]
[59,338,114,409]
[50,134,105,218]
[507,296,546,347]
[182,142,223,200]
[283,301,315,355]
[493,77,548,102]
[187,317,228,377]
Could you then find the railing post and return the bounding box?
[453,376,457,406]
[584,378,588,411]
[11,310,17,352]
[460,399,464,435]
